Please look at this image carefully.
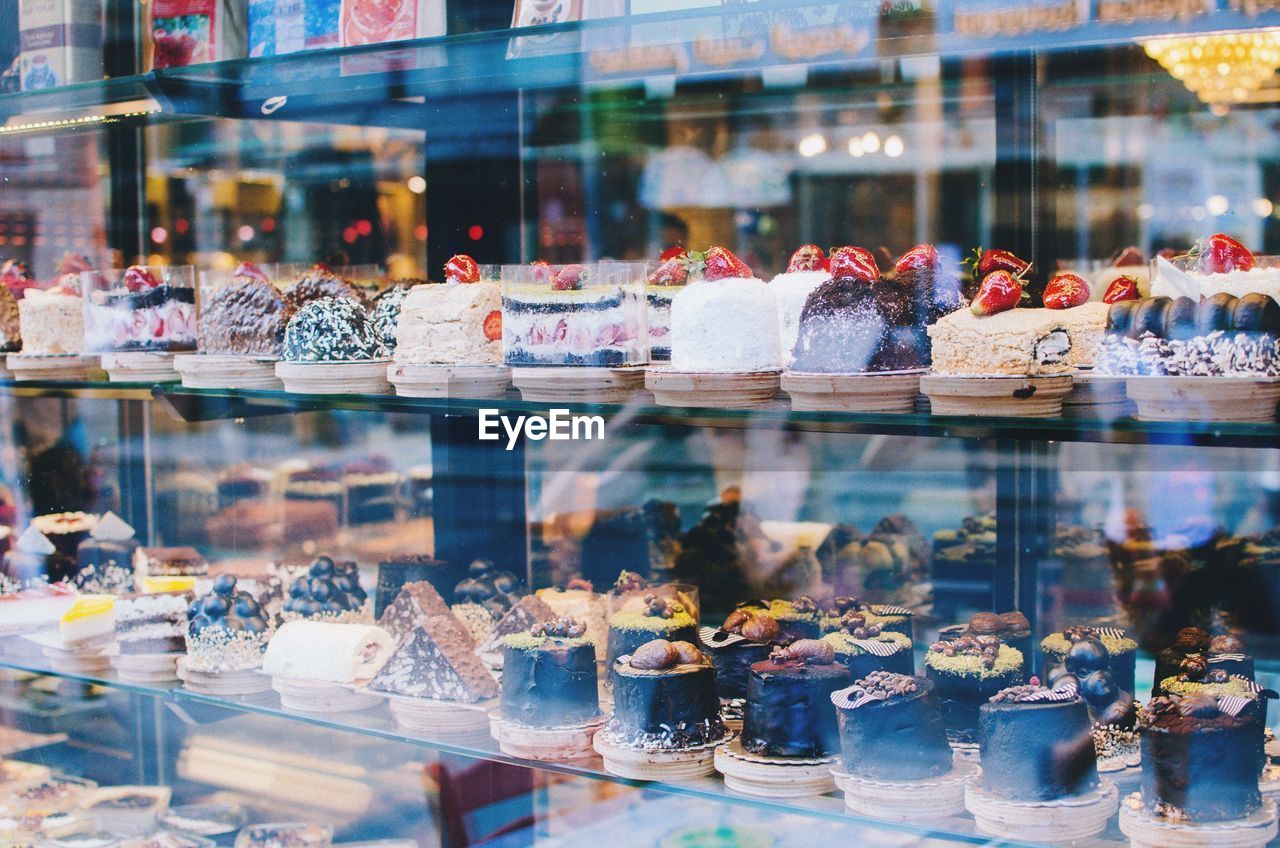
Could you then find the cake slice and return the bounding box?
[369,623,499,703]
[116,592,192,654]
[261,620,394,683]
[59,595,116,646]
[927,308,1072,376]
[477,595,554,668]
[378,581,464,646]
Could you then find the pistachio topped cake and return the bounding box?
[500,617,600,728]
[605,592,698,669]
[605,638,725,750]
[821,611,913,680]
[925,633,1024,742]
[700,607,782,703]
[1041,625,1137,695]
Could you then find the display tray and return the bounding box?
[269,675,383,713]
[100,351,184,382]
[920,374,1074,417]
[379,692,494,735]
[275,360,392,394]
[964,779,1118,844]
[174,354,284,390]
[1118,795,1278,848]
[388,363,511,399]
[1063,372,1131,419]
[830,759,976,822]
[512,366,645,403]
[713,739,835,798]
[646,368,782,409]
[176,660,272,696]
[6,354,101,381]
[110,652,182,684]
[780,371,921,413]
[593,727,731,781]
[488,711,606,761]
[1125,376,1280,422]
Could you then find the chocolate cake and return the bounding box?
[821,613,913,680]
[979,683,1100,802]
[117,591,192,654]
[284,266,364,311]
[938,611,1032,680]
[606,639,725,749]
[1140,690,1266,822]
[924,633,1024,741]
[0,284,20,352]
[1041,625,1137,695]
[580,500,682,588]
[765,596,823,642]
[343,461,402,525]
[831,672,953,781]
[478,594,555,669]
[374,555,447,617]
[700,608,780,702]
[605,593,698,669]
[500,617,600,728]
[377,580,456,646]
[741,639,852,758]
[135,546,207,577]
[198,273,293,356]
[283,556,368,622]
[281,297,384,362]
[790,277,924,373]
[368,621,499,703]
[823,594,913,638]
[369,281,418,352]
[1154,628,1254,694]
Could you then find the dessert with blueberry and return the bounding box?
[197,263,293,356]
[700,607,782,703]
[924,633,1024,741]
[454,558,525,618]
[605,592,698,669]
[821,611,913,680]
[283,556,369,623]
[978,681,1100,802]
[605,638,725,750]
[1041,625,1137,695]
[1154,627,1254,694]
[83,265,196,352]
[184,574,272,673]
[500,617,600,728]
[830,672,953,781]
[741,639,851,758]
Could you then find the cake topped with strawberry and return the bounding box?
[770,244,832,364]
[669,246,781,373]
[83,265,197,353]
[1153,234,1280,303]
[895,244,966,328]
[393,255,502,366]
[502,261,647,366]
[646,250,692,361]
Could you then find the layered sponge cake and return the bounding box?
[394,270,501,365]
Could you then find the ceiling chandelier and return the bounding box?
[1143,30,1280,105]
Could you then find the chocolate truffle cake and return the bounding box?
[821,613,913,680]
[605,593,698,669]
[700,608,781,702]
[789,274,924,373]
[198,265,293,356]
[478,594,556,669]
[978,683,1099,802]
[606,639,725,749]
[283,556,369,623]
[765,596,823,642]
[1154,628,1254,694]
[282,297,384,362]
[1041,625,1137,695]
[369,621,498,703]
[1140,690,1266,822]
[939,611,1032,679]
[284,266,364,311]
[823,594,913,638]
[830,672,953,781]
[924,633,1024,741]
[741,639,852,758]
[500,617,600,728]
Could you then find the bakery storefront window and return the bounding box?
[7,3,1280,847]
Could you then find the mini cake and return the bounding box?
[928,308,1074,376]
[700,607,781,702]
[453,558,525,619]
[502,263,645,366]
[1042,625,1137,695]
[116,591,192,654]
[18,284,84,354]
[373,554,448,618]
[581,501,683,589]
[979,682,1100,801]
[283,266,364,310]
[261,620,394,683]
[823,594,913,638]
[283,468,344,515]
[185,574,272,673]
[0,284,20,352]
[770,244,831,363]
[1139,690,1266,822]
[536,584,607,660]
[83,265,196,352]
[76,511,138,586]
[342,461,402,525]
[892,244,966,336]
[4,526,63,582]
[369,281,418,353]
[478,594,556,669]
[1,258,36,301]
[646,251,691,360]
[393,256,501,364]
[764,596,823,642]
[197,265,293,356]
[500,616,600,728]
[1159,654,1262,703]
[377,580,458,645]
[32,511,97,563]
[605,593,698,669]
[606,638,725,748]
[1154,628,1254,694]
[741,639,852,758]
[821,613,913,680]
[282,296,384,361]
[283,556,369,622]
[939,611,1032,678]
[830,672,953,781]
[924,633,1024,740]
[59,595,116,645]
[369,620,499,702]
[1151,234,1272,301]
[135,546,207,577]
[669,247,781,373]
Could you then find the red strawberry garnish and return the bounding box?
[702,246,752,281]
[123,265,159,292]
[787,244,827,273]
[975,248,1030,277]
[551,264,586,291]
[648,253,689,286]
[1111,246,1145,267]
[1101,275,1140,304]
[895,244,939,274]
[659,246,685,262]
[482,310,502,341]
[232,262,268,284]
[530,260,553,285]
[971,270,1028,316]
[1196,233,1255,274]
[445,254,480,284]
[828,246,880,283]
[1043,273,1090,309]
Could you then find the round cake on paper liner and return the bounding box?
[978,681,1100,802]
[831,672,954,782]
[197,264,294,357]
[500,616,600,729]
[606,638,726,750]
[370,280,422,353]
[670,247,781,373]
[741,639,851,758]
[282,296,385,362]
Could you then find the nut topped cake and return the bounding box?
[700,607,781,702]
[197,263,293,356]
[394,255,501,365]
[605,638,725,749]
[830,672,953,781]
[1154,627,1254,694]
[741,639,851,758]
[979,681,1099,802]
[605,592,698,669]
[925,632,1025,741]
[282,296,385,361]
[478,594,555,669]
[821,612,913,680]
[500,616,600,728]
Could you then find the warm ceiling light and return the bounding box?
[884,135,905,158]
[1144,30,1280,104]
[798,133,828,158]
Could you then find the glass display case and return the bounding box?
[9,1,1280,847]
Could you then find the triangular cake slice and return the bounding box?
[477,594,555,669]
[378,580,466,647]
[369,621,498,703]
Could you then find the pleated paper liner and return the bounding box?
[1125,376,1280,423]
[6,354,101,382]
[646,368,782,409]
[40,644,111,675]
[110,652,182,684]
[275,360,392,395]
[964,778,1118,844]
[175,354,284,390]
[269,675,384,714]
[512,366,645,403]
[488,710,606,761]
[920,374,1074,417]
[100,351,185,382]
[1119,794,1277,848]
[389,363,511,399]
[830,758,977,822]
[593,727,733,781]
[712,738,835,798]
[782,370,922,413]
[176,658,272,697]
[379,692,494,735]
[1063,371,1132,420]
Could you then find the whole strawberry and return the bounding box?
[232,262,268,284]
[648,253,689,287]
[551,264,586,291]
[787,244,827,273]
[123,265,159,292]
[530,260,554,285]
[1043,273,1090,309]
[970,247,1030,277]
[1102,275,1140,304]
[1197,233,1254,274]
[828,246,879,283]
[971,270,1027,316]
[701,246,752,281]
[658,246,685,262]
[445,254,480,283]
[895,244,939,274]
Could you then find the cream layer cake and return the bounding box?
[394,283,501,365]
[502,264,646,367]
[928,308,1074,376]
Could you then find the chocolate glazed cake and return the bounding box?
[741,639,851,758]
[198,276,294,356]
[500,617,600,728]
[789,277,924,373]
[925,633,1024,741]
[700,608,780,702]
[607,639,725,749]
[831,672,953,782]
[979,683,1100,802]
[821,611,913,680]
[1140,690,1267,822]
[605,593,698,669]
[1154,628,1254,694]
